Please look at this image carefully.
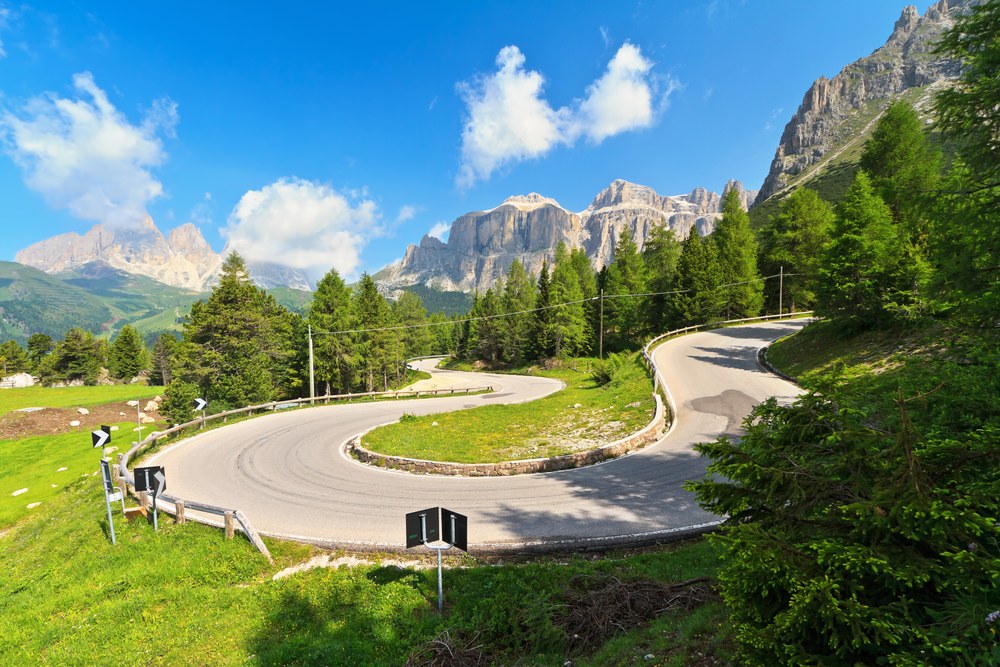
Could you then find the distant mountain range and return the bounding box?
[0,260,311,345]
[1,0,973,344]
[15,215,312,292]
[376,179,756,294]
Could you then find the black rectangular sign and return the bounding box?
[133,466,165,494]
[100,459,115,494]
[441,508,468,551]
[405,507,440,548]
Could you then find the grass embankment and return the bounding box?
[362,354,655,463]
[0,420,143,528]
[767,317,998,436]
[0,471,731,665]
[0,384,164,415]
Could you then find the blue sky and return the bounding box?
[0,1,936,283]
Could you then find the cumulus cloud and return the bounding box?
[222,177,381,281]
[427,221,451,241]
[456,45,571,188]
[576,43,655,143]
[0,71,177,227]
[456,42,666,187]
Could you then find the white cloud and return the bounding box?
[396,204,417,223]
[456,43,666,187]
[222,177,381,281]
[456,45,571,188]
[576,42,655,143]
[428,221,451,241]
[0,8,9,58]
[0,71,177,228]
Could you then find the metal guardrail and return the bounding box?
[117,383,493,560]
[639,312,814,409]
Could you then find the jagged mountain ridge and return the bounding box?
[377,179,757,294]
[14,216,312,292]
[755,0,971,204]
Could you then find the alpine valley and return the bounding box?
[0,0,969,345]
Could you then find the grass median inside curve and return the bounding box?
[360,353,656,464]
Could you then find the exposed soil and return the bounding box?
[0,401,161,440]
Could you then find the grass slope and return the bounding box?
[0,469,730,665]
[363,355,655,463]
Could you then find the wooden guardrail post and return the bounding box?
[138,491,149,511]
[224,511,235,539]
[175,500,186,524]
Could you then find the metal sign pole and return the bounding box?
[104,485,117,545]
[420,513,451,612]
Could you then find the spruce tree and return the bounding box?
[817,171,910,326]
[758,188,834,312]
[353,273,393,391]
[308,268,356,394]
[603,228,647,351]
[500,259,535,363]
[26,333,54,372]
[169,251,297,409]
[150,333,177,386]
[673,228,724,327]
[642,222,682,334]
[713,188,764,319]
[42,328,104,385]
[109,324,148,381]
[393,291,433,360]
[530,261,554,359]
[549,242,587,357]
[0,340,30,376]
[569,247,598,355]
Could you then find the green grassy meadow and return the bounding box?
[0,384,164,415]
[362,354,655,463]
[0,468,729,665]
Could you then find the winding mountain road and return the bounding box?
[147,320,807,553]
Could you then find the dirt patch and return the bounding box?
[0,402,161,440]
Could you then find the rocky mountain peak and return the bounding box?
[495,193,564,212]
[890,5,921,43]
[755,0,972,204]
[377,179,743,294]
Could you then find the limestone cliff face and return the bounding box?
[377,179,756,293]
[756,0,971,203]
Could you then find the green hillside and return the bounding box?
[0,261,314,346]
[0,262,115,344]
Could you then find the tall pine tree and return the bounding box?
[713,188,763,319]
[673,228,724,326]
[308,268,356,394]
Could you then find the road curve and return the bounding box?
[148,320,807,553]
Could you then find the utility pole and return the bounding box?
[598,288,604,360]
[778,266,784,316]
[308,324,315,400]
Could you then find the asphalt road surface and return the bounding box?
[148,320,807,553]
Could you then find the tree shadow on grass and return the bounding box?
[247,567,439,666]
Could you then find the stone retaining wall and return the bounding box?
[349,393,665,476]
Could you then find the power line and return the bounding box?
[310,272,801,337]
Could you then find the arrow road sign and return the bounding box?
[134,466,165,496]
[193,397,208,411]
[441,508,468,552]
[153,469,166,498]
[405,507,440,548]
[91,429,110,448]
